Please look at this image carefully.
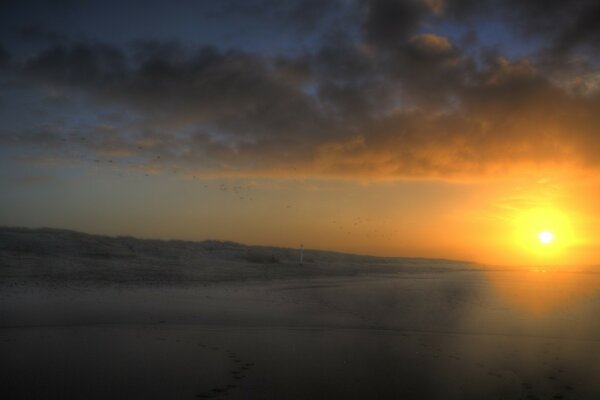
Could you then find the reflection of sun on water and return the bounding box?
[485,267,600,315]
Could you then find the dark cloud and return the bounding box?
[314,35,376,82]
[17,25,69,44]
[550,1,600,56]
[362,0,430,48]
[24,43,127,89]
[443,0,600,61]
[273,55,313,86]
[1,0,599,180]
[388,33,474,107]
[20,42,333,166]
[0,43,10,68]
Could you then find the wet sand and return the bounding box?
[2,271,600,400]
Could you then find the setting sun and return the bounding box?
[509,207,577,264]
[538,231,554,245]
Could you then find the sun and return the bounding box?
[510,207,576,263]
[538,231,554,245]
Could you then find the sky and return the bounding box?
[1,0,600,266]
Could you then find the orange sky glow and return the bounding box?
[1,0,599,267]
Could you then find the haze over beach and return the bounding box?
[1,1,600,399]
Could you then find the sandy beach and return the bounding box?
[1,228,600,399]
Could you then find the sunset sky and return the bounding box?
[1,0,599,266]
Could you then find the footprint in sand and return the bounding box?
[195,343,256,398]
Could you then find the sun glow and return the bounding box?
[538,231,554,245]
[511,208,575,263]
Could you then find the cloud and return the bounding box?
[17,25,69,44]
[441,0,600,63]
[503,0,600,55]
[549,2,600,57]
[409,34,453,54]
[0,43,10,68]
[362,0,430,48]
[1,1,599,181]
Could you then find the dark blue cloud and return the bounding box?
[1,0,599,179]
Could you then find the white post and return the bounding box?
[300,244,304,265]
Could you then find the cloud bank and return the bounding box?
[1,0,599,180]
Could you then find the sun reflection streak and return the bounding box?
[484,266,600,315]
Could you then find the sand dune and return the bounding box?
[0,227,472,286]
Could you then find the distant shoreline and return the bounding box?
[0,226,476,287]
